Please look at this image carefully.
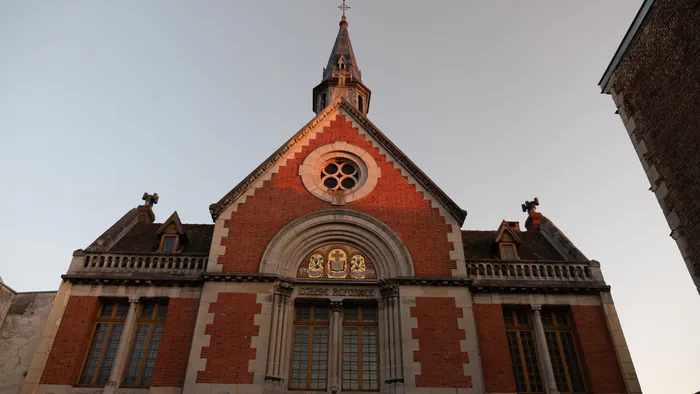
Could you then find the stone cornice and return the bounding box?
[208,98,467,225]
[62,273,203,287]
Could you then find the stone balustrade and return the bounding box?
[467,260,604,284]
[79,253,207,274]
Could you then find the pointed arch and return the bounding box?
[259,209,413,278]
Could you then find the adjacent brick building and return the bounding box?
[599,0,700,294]
[3,11,642,394]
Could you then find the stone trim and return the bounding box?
[609,85,700,294]
[209,98,466,225]
[21,282,74,394]
[600,292,643,394]
[299,142,380,205]
[399,286,483,391]
[471,292,602,306]
[61,274,203,287]
[259,209,415,278]
[183,282,271,394]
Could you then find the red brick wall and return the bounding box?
[571,305,626,393]
[217,115,455,277]
[473,304,517,393]
[151,298,199,387]
[197,293,261,384]
[411,297,471,388]
[40,296,100,385]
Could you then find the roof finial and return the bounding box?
[142,192,159,208]
[338,0,350,25]
[521,197,539,214]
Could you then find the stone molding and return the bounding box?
[299,141,380,205]
[259,209,415,278]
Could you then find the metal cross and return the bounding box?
[338,0,350,18]
[142,192,159,207]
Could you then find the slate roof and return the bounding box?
[108,223,214,254]
[323,18,362,82]
[462,230,566,261]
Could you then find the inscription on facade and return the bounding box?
[332,288,375,297]
[297,287,376,297]
[298,288,329,296]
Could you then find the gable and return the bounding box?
[209,97,466,225]
[207,99,467,277]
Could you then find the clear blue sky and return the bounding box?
[0,1,697,393]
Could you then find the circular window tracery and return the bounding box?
[321,158,360,191]
[299,142,380,205]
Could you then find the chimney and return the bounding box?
[522,197,542,231]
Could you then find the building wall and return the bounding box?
[40,295,100,385]
[605,0,700,293]
[212,112,458,277]
[472,292,640,394]
[0,291,56,394]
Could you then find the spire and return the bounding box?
[312,1,371,115]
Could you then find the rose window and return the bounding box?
[320,158,360,191]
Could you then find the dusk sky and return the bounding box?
[1,1,697,393]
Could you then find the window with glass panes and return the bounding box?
[342,303,379,391]
[290,303,330,390]
[122,303,168,387]
[542,309,586,393]
[503,307,544,393]
[79,301,129,386]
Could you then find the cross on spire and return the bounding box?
[338,0,350,20]
[142,192,159,208]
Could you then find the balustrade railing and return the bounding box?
[467,261,601,283]
[80,253,207,274]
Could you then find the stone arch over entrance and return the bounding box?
[260,209,414,278]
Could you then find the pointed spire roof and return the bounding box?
[323,17,362,82]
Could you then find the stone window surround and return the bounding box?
[299,142,380,206]
[264,282,404,394]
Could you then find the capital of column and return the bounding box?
[380,282,399,299]
[531,304,542,314]
[274,281,294,297]
[330,301,343,312]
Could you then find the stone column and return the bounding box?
[329,301,343,394]
[381,282,403,393]
[265,281,293,390]
[531,304,559,394]
[265,289,282,380]
[104,297,139,394]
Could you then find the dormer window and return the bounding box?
[358,95,364,113]
[500,243,518,260]
[320,93,327,111]
[161,235,178,253]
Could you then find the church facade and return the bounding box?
[16,14,641,394]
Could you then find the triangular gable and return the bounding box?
[209,97,467,225]
[495,220,522,244]
[157,211,185,235]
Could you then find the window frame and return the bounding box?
[77,301,129,387]
[542,309,587,394]
[289,303,330,391]
[500,243,518,260]
[159,235,178,253]
[503,307,544,393]
[341,303,379,392]
[121,302,168,388]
